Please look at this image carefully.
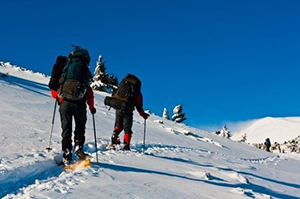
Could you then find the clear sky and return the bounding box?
[1,0,300,131]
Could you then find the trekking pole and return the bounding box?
[142,119,147,154]
[46,99,58,152]
[92,114,99,163]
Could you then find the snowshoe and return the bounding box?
[62,157,71,166]
[64,158,91,171]
[107,143,121,151]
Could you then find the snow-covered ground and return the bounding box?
[232,117,300,155]
[232,117,300,144]
[1,62,300,199]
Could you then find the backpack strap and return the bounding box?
[82,66,92,86]
[59,58,72,84]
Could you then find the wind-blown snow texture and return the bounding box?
[0,62,300,199]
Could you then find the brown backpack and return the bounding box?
[104,74,141,112]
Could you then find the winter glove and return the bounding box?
[90,108,96,115]
[51,90,58,99]
[141,112,150,120]
[51,90,63,104]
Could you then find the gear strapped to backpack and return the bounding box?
[48,56,68,91]
[104,74,141,112]
[57,47,92,101]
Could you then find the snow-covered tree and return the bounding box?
[172,105,186,123]
[238,133,247,143]
[91,55,118,93]
[219,125,231,138]
[163,108,170,120]
[93,55,105,80]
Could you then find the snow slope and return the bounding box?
[1,62,300,199]
[232,117,300,144]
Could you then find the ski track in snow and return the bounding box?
[163,126,224,148]
[0,152,62,198]
[0,123,288,199]
[0,138,294,199]
[3,164,112,199]
[1,143,231,197]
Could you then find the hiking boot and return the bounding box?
[74,145,89,160]
[111,133,120,145]
[108,132,121,150]
[123,144,130,151]
[63,149,72,165]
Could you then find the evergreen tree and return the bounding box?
[91,55,118,93]
[219,125,231,138]
[238,133,247,142]
[163,108,169,120]
[172,105,186,123]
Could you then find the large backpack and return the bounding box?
[48,56,68,91]
[104,74,141,112]
[57,47,92,101]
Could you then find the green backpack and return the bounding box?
[58,47,92,101]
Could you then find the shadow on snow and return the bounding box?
[95,161,300,199]
[0,159,63,198]
[0,74,50,97]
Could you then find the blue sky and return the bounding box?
[1,0,300,131]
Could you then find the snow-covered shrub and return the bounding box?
[172,105,186,123]
[163,108,169,120]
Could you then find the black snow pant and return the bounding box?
[114,110,133,135]
[59,99,87,152]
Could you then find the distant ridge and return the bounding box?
[233,116,300,144]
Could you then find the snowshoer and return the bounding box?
[104,74,149,150]
[264,138,271,152]
[49,46,96,165]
